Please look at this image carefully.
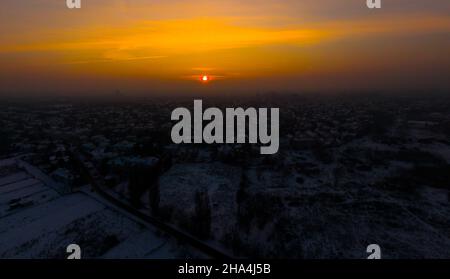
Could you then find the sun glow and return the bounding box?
[0,1,449,93]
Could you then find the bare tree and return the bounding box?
[193,190,211,239]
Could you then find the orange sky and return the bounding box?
[0,0,449,95]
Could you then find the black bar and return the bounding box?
[1,260,450,278]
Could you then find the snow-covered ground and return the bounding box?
[159,162,241,242]
[0,158,196,259]
[157,136,450,259]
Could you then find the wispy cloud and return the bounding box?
[2,14,449,55]
[63,55,167,65]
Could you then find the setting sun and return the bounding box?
[202,75,209,82]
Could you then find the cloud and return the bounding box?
[2,14,448,54]
[63,55,167,65]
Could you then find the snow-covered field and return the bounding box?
[159,162,241,242]
[157,136,450,258]
[0,159,195,259]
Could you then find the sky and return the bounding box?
[0,0,449,95]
